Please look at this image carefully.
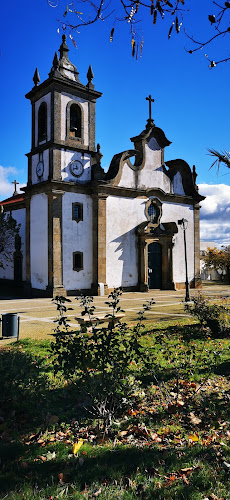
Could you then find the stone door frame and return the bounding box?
[136,222,178,291]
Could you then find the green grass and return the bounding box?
[0,321,229,500]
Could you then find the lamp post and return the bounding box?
[178,218,190,302]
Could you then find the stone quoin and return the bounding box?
[0,35,204,297]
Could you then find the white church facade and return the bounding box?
[0,35,204,297]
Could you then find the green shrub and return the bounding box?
[51,290,154,432]
[185,293,230,336]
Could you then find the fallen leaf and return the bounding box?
[180,467,193,472]
[182,474,189,485]
[118,430,129,437]
[151,432,162,443]
[93,488,102,497]
[188,434,199,442]
[72,439,84,455]
[189,413,202,425]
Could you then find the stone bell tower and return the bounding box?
[24,35,102,297]
[25,34,102,187]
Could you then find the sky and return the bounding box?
[0,0,230,246]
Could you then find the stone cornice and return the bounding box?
[26,141,97,157]
[21,179,199,205]
[25,76,102,102]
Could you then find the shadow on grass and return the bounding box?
[0,440,227,499]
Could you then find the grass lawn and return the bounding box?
[0,316,229,499]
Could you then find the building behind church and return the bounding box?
[0,36,204,297]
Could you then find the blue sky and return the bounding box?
[0,0,230,245]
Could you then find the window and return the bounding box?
[73,251,83,271]
[38,102,47,143]
[72,202,83,222]
[147,203,158,223]
[145,198,162,226]
[70,104,81,138]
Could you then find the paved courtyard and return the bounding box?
[0,283,230,342]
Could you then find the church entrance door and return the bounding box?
[148,242,162,289]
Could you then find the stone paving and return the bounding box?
[0,283,229,342]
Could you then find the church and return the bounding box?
[0,35,204,297]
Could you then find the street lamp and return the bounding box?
[178,218,190,302]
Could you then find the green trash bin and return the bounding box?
[2,313,19,338]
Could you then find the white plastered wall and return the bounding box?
[162,201,194,284]
[62,192,93,290]
[106,196,195,288]
[106,196,146,288]
[118,137,172,193]
[61,93,89,145]
[30,193,48,290]
[0,208,26,281]
[172,172,185,196]
[61,150,91,183]
[34,93,51,146]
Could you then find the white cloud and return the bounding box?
[0,166,25,199]
[199,183,230,247]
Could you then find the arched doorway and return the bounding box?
[148,242,162,289]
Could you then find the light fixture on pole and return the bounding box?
[178,218,190,302]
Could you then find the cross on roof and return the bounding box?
[146,94,155,125]
[12,180,19,196]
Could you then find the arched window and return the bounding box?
[38,102,47,143]
[70,104,81,138]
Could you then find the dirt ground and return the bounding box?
[0,282,229,343]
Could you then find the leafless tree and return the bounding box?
[47,0,230,65]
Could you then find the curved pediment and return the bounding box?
[166,159,205,202]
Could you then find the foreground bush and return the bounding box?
[185,293,230,336]
[51,289,154,432]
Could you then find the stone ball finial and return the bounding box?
[62,34,67,43]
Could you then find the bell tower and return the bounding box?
[25,34,102,187]
[24,36,102,297]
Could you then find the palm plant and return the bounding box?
[208,148,230,171]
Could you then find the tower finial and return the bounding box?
[33,68,40,87]
[59,33,69,60]
[87,65,95,89]
[53,52,60,70]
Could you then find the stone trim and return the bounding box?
[136,222,177,291]
[88,99,96,151]
[24,196,31,295]
[32,102,35,149]
[91,194,108,295]
[145,197,162,226]
[47,190,66,297]
[25,77,102,103]
[22,179,200,206]
[26,141,97,157]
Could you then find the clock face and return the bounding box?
[69,160,84,178]
[36,160,44,179]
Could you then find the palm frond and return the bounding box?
[208,148,230,171]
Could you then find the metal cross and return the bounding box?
[146,94,155,121]
[12,180,19,196]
